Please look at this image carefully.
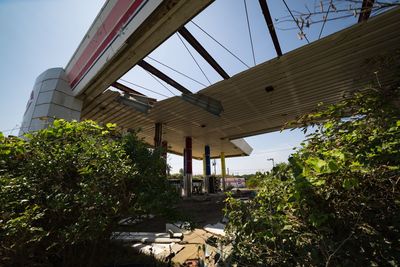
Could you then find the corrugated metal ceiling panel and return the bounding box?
[82,7,400,159]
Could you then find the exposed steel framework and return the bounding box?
[21,0,398,160]
[359,0,375,22]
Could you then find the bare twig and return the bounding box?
[325,232,353,266]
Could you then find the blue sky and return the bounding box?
[0,0,363,174]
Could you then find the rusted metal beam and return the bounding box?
[138,59,224,116]
[117,94,154,114]
[358,0,375,23]
[258,0,282,57]
[181,93,223,116]
[111,81,157,104]
[112,81,145,96]
[137,59,192,95]
[178,26,230,79]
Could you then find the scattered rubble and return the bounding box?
[111,231,183,244]
[132,242,184,261]
[204,222,226,237]
[166,221,192,234]
[111,220,230,266]
[111,194,232,265]
[118,214,155,226]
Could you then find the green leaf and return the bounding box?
[282,224,293,231]
[106,123,116,130]
[331,150,345,161]
[312,179,326,186]
[342,178,358,190]
[306,157,326,173]
[53,120,61,128]
[324,121,333,130]
[327,160,339,173]
[387,165,399,171]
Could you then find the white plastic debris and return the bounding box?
[203,222,226,237]
[166,221,191,234]
[132,242,184,260]
[111,231,183,243]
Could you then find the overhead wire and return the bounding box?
[147,56,208,87]
[119,78,170,98]
[176,32,212,85]
[282,0,310,43]
[318,1,332,39]
[144,70,177,96]
[190,21,251,69]
[243,0,257,66]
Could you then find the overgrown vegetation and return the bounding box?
[0,120,177,266]
[245,163,293,188]
[226,81,400,265]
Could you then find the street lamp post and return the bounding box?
[212,159,217,175]
[267,158,275,169]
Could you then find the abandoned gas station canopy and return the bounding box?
[20,1,400,159]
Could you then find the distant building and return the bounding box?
[224,177,245,188]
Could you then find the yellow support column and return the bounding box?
[221,152,226,191]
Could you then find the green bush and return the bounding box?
[122,131,178,218]
[226,84,400,266]
[245,172,267,188]
[245,164,293,189]
[0,120,177,266]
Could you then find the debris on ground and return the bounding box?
[111,193,233,265]
[118,214,155,226]
[111,220,230,266]
[203,222,226,237]
[111,231,183,243]
[166,221,192,234]
[132,242,184,261]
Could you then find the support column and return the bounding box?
[182,137,192,197]
[154,123,168,176]
[204,145,211,193]
[162,140,168,175]
[221,152,226,191]
[202,154,206,177]
[202,153,206,193]
[154,122,162,148]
